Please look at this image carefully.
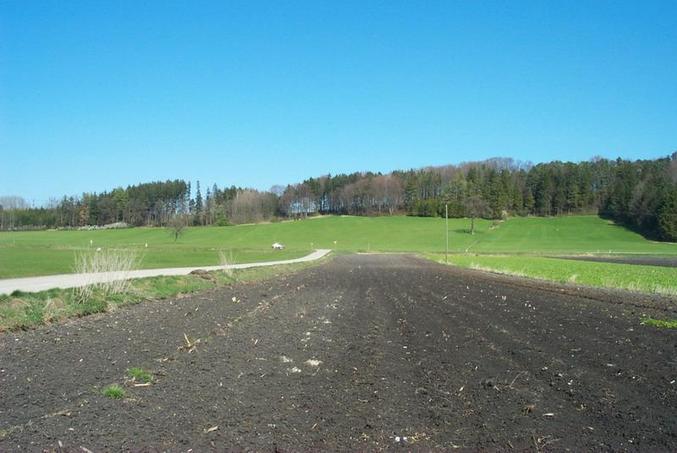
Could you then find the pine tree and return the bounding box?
[194,181,203,225]
[205,187,212,225]
[184,181,192,214]
[658,188,677,241]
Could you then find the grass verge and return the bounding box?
[429,254,677,296]
[0,258,328,332]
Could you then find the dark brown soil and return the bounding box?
[558,255,677,268]
[1,254,676,451]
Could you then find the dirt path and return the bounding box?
[0,249,331,295]
[1,254,675,450]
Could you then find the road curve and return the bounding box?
[0,254,675,450]
[0,249,331,295]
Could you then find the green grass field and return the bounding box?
[430,254,677,296]
[1,215,676,278]
[1,215,675,330]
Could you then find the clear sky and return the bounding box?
[1,0,676,204]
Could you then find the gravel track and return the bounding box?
[0,249,331,295]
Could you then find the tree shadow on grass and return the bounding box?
[452,228,484,235]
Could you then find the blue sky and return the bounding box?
[1,0,676,204]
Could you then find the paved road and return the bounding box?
[0,249,331,295]
[0,254,675,450]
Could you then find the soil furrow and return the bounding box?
[1,254,675,450]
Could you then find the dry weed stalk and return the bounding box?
[179,333,201,353]
[72,248,141,303]
[218,249,235,278]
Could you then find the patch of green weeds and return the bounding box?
[127,367,153,383]
[102,384,125,399]
[641,318,677,329]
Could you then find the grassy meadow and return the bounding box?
[1,215,676,279]
[1,215,675,330]
[430,254,677,296]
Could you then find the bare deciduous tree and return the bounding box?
[168,214,189,241]
[229,189,278,224]
[464,194,488,235]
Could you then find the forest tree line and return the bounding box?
[0,181,278,230]
[1,154,676,241]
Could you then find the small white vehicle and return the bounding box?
[272,242,285,250]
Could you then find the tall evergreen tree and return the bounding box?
[194,181,203,225]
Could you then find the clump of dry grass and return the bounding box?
[43,297,66,321]
[73,248,141,303]
[218,250,235,278]
[8,298,27,311]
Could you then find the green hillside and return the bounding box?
[1,215,675,278]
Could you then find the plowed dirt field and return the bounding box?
[1,254,675,450]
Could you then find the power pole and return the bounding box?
[445,203,449,264]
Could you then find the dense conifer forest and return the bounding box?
[2,154,676,241]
